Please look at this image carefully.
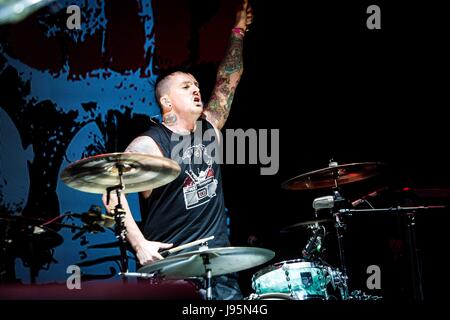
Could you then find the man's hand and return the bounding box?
[135,240,174,265]
[234,0,253,31]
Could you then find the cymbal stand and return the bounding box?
[405,211,424,301]
[331,189,350,300]
[106,164,129,279]
[334,210,350,300]
[202,255,213,300]
[198,241,213,300]
[338,205,445,301]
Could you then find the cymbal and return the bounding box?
[60,152,181,194]
[0,221,63,253]
[138,247,275,279]
[396,187,450,199]
[281,219,334,233]
[282,162,385,190]
[22,225,64,250]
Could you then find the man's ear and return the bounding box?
[160,95,172,111]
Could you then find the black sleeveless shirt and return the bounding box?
[138,119,229,250]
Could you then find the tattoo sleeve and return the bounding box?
[204,32,244,130]
[125,136,159,155]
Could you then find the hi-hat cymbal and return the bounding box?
[138,247,275,279]
[281,219,333,233]
[60,152,181,194]
[282,162,385,191]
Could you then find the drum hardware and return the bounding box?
[301,224,325,260]
[0,214,72,283]
[60,153,275,297]
[309,187,351,299]
[60,152,181,194]
[348,290,382,301]
[337,205,446,301]
[137,246,275,300]
[276,160,389,300]
[251,259,332,300]
[281,161,386,191]
[337,205,446,215]
[394,187,450,199]
[281,219,334,232]
[332,191,350,300]
[60,152,181,278]
[70,205,116,229]
[122,237,215,298]
[245,292,296,300]
[119,272,157,279]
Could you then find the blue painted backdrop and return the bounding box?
[1,0,174,284]
[1,0,239,285]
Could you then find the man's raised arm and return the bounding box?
[203,0,253,130]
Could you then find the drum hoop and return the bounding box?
[252,293,295,300]
[252,259,325,280]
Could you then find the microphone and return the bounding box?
[302,228,323,259]
[351,187,388,207]
[312,196,335,210]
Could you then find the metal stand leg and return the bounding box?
[202,254,213,300]
[106,164,129,282]
[205,269,213,300]
[334,213,349,300]
[405,212,424,301]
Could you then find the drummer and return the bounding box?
[103,0,253,300]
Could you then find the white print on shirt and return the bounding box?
[182,144,218,209]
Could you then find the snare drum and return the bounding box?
[252,259,331,300]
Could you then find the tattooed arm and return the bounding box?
[203,0,253,130]
[102,135,173,265]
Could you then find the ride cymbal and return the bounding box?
[282,162,385,191]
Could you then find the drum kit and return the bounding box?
[1,154,445,300]
[248,161,389,301]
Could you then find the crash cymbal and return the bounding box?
[281,219,334,233]
[138,247,275,279]
[282,162,385,190]
[60,152,181,194]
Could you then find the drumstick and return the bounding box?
[159,236,215,257]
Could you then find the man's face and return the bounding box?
[167,72,203,115]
